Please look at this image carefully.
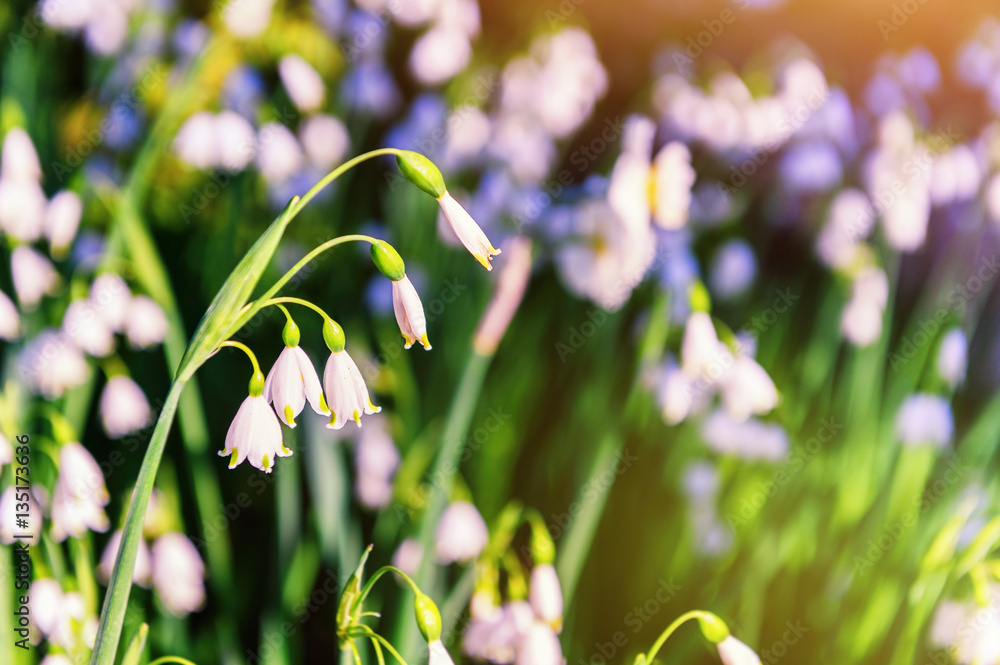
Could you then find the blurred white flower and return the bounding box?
[929,145,981,206]
[709,240,757,301]
[31,579,86,648]
[152,533,206,616]
[681,311,720,379]
[937,328,968,388]
[392,275,431,350]
[1,127,41,182]
[896,393,953,447]
[98,529,152,586]
[51,442,110,541]
[392,537,424,578]
[410,24,472,85]
[216,111,257,171]
[264,345,328,427]
[100,376,152,438]
[299,114,350,170]
[930,595,1000,665]
[45,190,83,258]
[529,564,563,633]
[174,112,219,169]
[701,410,789,461]
[816,188,874,269]
[0,179,47,241]
[256,122,303,183]
[717,636,763,665]
[437,192,501,270]
[124,295,168,349]
[18,330,89,398]
[841,267,889,347]
[223,0,275,38]
[323,349,380,430]
[717,354,779,422]
[659,362,695,425]
[464,601,534,664]
[84,4,129,55]
[0,486,42,545]
[40,656,74,665]
[515,622,562,665]
[279,55,326,112]
[12,246,59,310]
[0,433,9,473]
[89,273,132,332]
[220,394,290,473]
[0,290,20,340]
[435,500,488,563]
[63,299,115,357]
[652,141,695,229]
[779,140,843,192]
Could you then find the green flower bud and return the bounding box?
[414,592,442,643]
[323,319,346,353]
[697,612,730,644]
[370,240,406,282]
[248,369,266,397]
[689,281,712,313]
[282,315,301,347]
[396,150,447,199]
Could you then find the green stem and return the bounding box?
[263,296,336,323]
[354,566,421,613]
[147,657,200,665]
[90,380,187,665]
[644,611,716,663]
[290,149,400,214]
[350,627,411,665]
[218,340,262,376]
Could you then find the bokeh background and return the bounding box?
[2,0,1000,664]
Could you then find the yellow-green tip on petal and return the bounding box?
[319,394,331,414]
[228,447,239,469]
[262,454,270,471]
[419,334,432,350]
[352,409,361,425]
[284,404,296,426]
[367,398,381,413]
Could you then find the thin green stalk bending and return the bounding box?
[263,297,336,323]
[644,611,718,663]
[147,657,200,665]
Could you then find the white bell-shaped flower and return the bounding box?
[896,393,953,447]
[464,601,535,664]
[51,442,110,541]
[515,622,562,665]
[323,349,380,430]
[1,127,42,182]
[0,289,20,340]
[717,636,763,665]
[392,276,431,350]
[98,529,152,587]
[45,190,83,257]
[11,246,59,310]
[437,192,501,270]
[681,311,720,379]
[152,532,206,616]
[278,55,326,112]
[99,376,152,438]
[428,639,457,665]
[17,330,89,398]
[0,178,47,241]
[264,345,327,427]
[219,393,290,473]
[62,299,115,357]
[89,273,132,332]
[124,296,168,349]
[529,564,564,633]
[717,355,779,422]
[435,500,489,563]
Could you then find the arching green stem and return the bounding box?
[349,626,411,665]
[218,340,262,376]
[147,657,199,665]
[262,297,336,324]
[354,566,422,615]
[290,148,401,214]
[644,610,719,663]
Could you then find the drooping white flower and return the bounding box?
[124,295,168,349]
[428,639,457,665]
[99,376,152,438]
[323,349,380,430]
[256,122,303,183]
[30,578,86,648]
[515,622,563,665]
[279,55,326,112]
[0,290,20,340]
[717,355,779,422]
[219,394,290,473]
[264,345,328,427]
[437,192,501,270]
[896,393,953,447]
[652,141,695,229]
[299,114,350,170]
[0,179,47,241]
[717,636,763,665]
[937,328,967,388]
[681,311,721,379]
[51,442,110,541]
[529,564,563,633]
[18,330,89,398]
[464,601,535,664]
[0,486,42,545]
[45,190,83,257]
[392,276,431,350]
[62,299,115,357]
[435,500,489,563]
[1,127,42,182]
[701,410,789,461]
[89,273,132,332]
[392,537,424,578]
[151,532,206,616]
[659,362,695,425]
[98,529,152,587]
[11,246,59,310]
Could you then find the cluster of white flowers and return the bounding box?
[38,0,137,55]
[50,442,110,542]
[31,577,95,650]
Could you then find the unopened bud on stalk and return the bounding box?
[282,316,300,347]
[697,612,730,644]
[248,370,265,397]
[414,592,443,643]
[322,318,346,353]
[396,150,447,199]
[370,240,406,282]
